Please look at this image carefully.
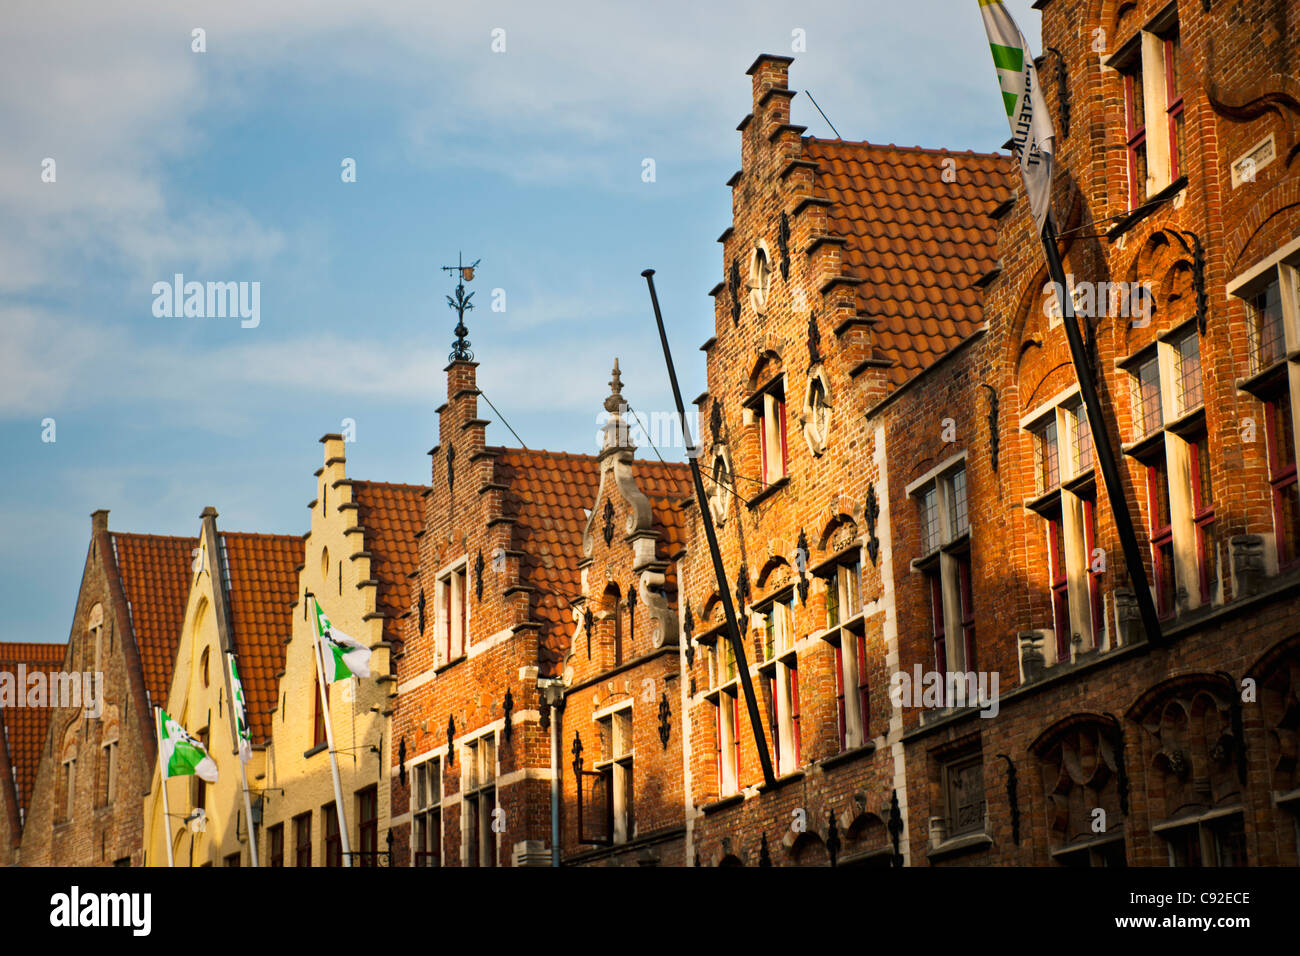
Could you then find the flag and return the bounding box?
[979,0,1055,235]
[310,596,372,682]
[158,709,218,783]
[228,654,252,764]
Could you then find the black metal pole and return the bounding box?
[642,269,776,787]
[1040,219,1163,646]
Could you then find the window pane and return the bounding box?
[920,487,939,552]
[1135,358,1163,435]
[1074,403,1094,472]
[1037,422,1059,490]
[1252,280,1285,370]
[949,469,969,535]
[1177,334,1202,411]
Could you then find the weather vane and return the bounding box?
[442,252,481,362]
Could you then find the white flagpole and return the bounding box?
[240,762,260,867]
[311,596,353,867]
[154,707,175,868]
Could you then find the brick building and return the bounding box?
[0,642,65,865]
[678,0,1299,868]
[16,512,194,866]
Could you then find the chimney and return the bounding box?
[91,509,109,534]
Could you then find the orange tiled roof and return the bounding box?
[637,461,693,564]
[353,481,426,646]
[492,449,692,675]
[111,533,198,706]
[0,642,67,815]
[220,532,302,743]
[803,138,1013,390]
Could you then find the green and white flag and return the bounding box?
[158,708,218,783]
[979,0,1055,235]
[228,654,252,764]
[310,596,372,682]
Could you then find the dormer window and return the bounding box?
[749,244,772,315]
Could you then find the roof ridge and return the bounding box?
[805,136,1009,160]
[109,531,198,544]
[351,479,430,492]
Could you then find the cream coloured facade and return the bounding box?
[257,435,422,866]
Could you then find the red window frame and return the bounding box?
[442,575,452,662]
[1047,514,1071,662]
[1083,498,1104,647]
[1145,454,1177,618]
[929,572,946,685]
[1265,392,1300,568]
[1163,33,1183,181]
[957,554,976,673]
[1188,433,1217,600]
[833,644,846,751]
[855,635,869,744]
[758,392,789,487]
[789,663,802,767]
[1123,62,1148,209]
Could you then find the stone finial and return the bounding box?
[604,358,624,414]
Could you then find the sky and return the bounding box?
[0,0,1041,644]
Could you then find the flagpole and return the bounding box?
[154,707,175,868]
[310,595,354,867]
[240,762,260,867]
[1038,219,1164,645]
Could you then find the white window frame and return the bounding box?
[1106,6,1182,203]
[595,704,634,844]
[461,731,497,867]
[908,455,973,675]
[411,756,442,867]
[757,591,799,776]
[435,557,470,665]
[749,241,773,315]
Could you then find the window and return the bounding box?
[754,383,789,487]
[596,707,634,843]
[323,803,341,867]
[824,558,862,629]
[312,676,327,749]
[293,812,312,867]
[1189,432,1218,598]
[1056,840,1127,867]
[1232,259,1300,571]
[413,759,442,867]
[224,852,241,867]
[1114,16,1183,208]
[356,786,378,867]
[714,690,741,797]
[1073,402,1094,473]
[1250,278,1287,372]
[1131,354,1163,437]
[1265,390,1299,568]
[910,462,974,685]
[268,823,284,868]
[1145,448,1177,617]
[1034,418,1061,493]
[438,562,469,663]
[200,646,210,688]
[831,630,869,752]
[1174,331,1203,413]
[1164,814,1247,867]
[1047,511,1072,662]
[464,734,497,867]
[96,740,117,808]
[602,584,624,669]
[60,757,76,821]
[802,369,833,456]
[942,752,986,840]
[758,593,800,775]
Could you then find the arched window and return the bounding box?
[602,584,623,668]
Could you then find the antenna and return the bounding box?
[804,90,841,140]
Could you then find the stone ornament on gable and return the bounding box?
[801,365,833,457]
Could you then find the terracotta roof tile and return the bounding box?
[111,533,198,706]
[353,481,426,646]
[489,450,689,676]
[0,642,67,815]
[803,138,1013,389]
[220,533,302,743]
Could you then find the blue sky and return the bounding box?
[0,0,1040,644]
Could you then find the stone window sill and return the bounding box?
[927,831,993,861]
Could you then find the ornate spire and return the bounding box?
[601,358,634,453]
[442,253,480,362]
